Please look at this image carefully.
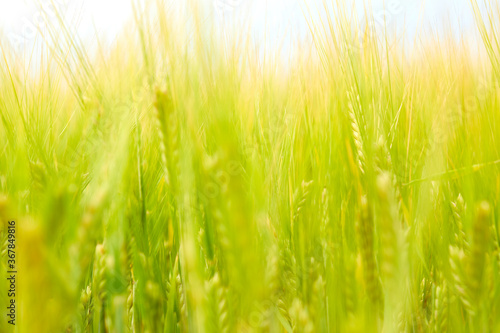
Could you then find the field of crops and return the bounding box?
[0,1,499,332]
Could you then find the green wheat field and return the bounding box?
[1,0,500,332]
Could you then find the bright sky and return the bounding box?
[0,0,484,53]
